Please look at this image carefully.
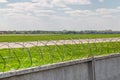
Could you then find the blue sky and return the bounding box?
[0,0,120,31]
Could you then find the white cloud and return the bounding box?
[0,0,119,18]
[0,2,55,17]
[32,0,91,5]
[63,0,91,5]
[96,8,120,15]
[65,7,120,18]
[0,0,91,17]
[0,0,7,3]
[0,1,119,18]
[99,0,104,3]
[102,15,113,18]
[65,10,96,17]
[0,0,120,31]
[32,0,50,3]
[117,6,120,9]
[51,0,91,8]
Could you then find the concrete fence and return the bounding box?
[0,53,120,80]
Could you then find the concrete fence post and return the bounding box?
[88,58,96,80]
[92,59,96,80]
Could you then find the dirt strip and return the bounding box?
[0,38,120,49]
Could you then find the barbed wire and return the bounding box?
[0,38,120,73]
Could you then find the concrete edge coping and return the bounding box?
[0,53,120,79]
[0,58,92,79]
[94,53,120,61]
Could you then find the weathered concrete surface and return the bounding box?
[0,59,92,80]
[95,54,120,80]
[1,54,120,80]
[1,63,89,80]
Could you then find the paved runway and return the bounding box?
[0,38,120,49]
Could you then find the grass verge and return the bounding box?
[0,41,120,72]
[0,34,120,42]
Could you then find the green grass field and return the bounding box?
[0,41,120,72]
[0,34,120,42]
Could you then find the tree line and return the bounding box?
[0,30,120,34]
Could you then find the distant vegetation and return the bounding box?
[0,30,120,34]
